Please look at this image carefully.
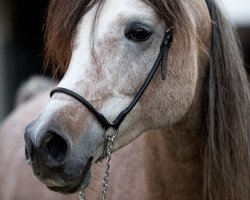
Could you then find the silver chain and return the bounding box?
[79,130,117,200]
[100,133,115,200]
[79,191,86,200]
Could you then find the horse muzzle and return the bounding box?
[24,122,93,194]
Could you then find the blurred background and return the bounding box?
[0,0,249,122]
[0,0,50,122]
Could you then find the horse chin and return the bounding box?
[39,157,93,194]
[46,172,91,194]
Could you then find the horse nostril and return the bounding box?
[40,132,69,168]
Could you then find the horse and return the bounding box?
[1,0,250,199]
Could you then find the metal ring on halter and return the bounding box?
[103,128,118,140]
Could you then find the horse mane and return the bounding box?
[203,0,250,199]
[44,0,250,199]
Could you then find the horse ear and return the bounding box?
[161,30,173,80]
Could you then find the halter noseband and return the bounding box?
[50,30,173,131]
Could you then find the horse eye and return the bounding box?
[125,27,152,42]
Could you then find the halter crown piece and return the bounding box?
[50,30,173,200]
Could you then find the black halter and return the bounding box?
[50,30,173,131]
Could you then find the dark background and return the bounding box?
[0,0,49,121]
[0,0,249,122]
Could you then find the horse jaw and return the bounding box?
[25,0,202,192]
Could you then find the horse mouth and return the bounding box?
[47,157,93,194]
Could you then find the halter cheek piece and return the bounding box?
[50,30,173,131]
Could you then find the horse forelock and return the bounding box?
[44,0,101,78]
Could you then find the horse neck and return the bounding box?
[144,128,203,200]
[143,121,203,199]
[143,80,205,200]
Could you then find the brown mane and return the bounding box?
[203,0,250,199]
[44,0,250,199]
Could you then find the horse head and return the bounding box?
[24,0,250,198]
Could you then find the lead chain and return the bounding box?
[79,191,86,200]
[100,133,114,200]
[79,131,116,200]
